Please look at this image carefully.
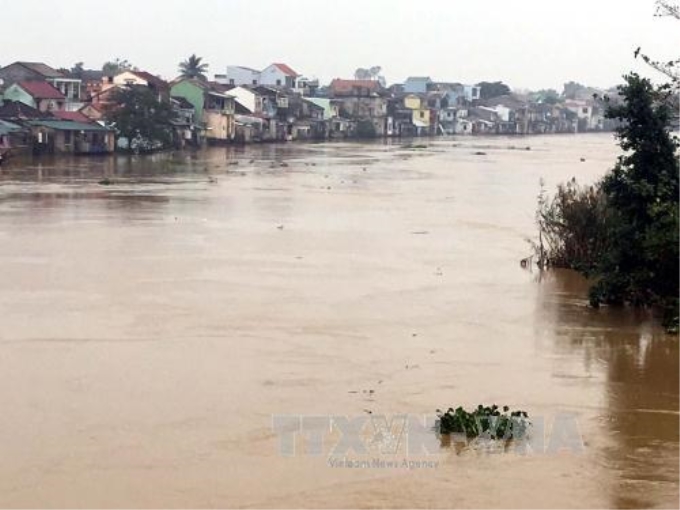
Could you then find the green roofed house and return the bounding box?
[26,119,115,155]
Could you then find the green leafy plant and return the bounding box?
[436,405,530,440]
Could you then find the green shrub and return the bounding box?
[436,405,530,440]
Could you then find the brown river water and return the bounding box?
[0,134,677,508]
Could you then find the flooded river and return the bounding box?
[0,134,677,508]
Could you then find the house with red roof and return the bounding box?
[0,62,82,109]
[260,63,300,88]
[2,81,66,113]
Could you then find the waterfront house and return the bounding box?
[328,79,388,137]
[440,107,472,135]
[170,96,198,147]
[25,119,114,155]
[170,79,236,144]
[259,63,299,88]
[3,81,66,113]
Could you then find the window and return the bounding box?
[276,79,281,86]
[64,131,72,144]
[582,107,588,114]
[230,79,235,85]
[419,111,425,118]
[252,79,258,85]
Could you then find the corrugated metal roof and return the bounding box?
[0,119,24,135]
[27,120,110,132]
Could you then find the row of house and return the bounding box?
[0,60,615,159]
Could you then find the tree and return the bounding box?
[354,68,371,80]
[537,1,679,331]
[369,66,382,81]
[106,87,177,152]
[562,81,587,100]
[103,58,133,76]
[589,73,679,315]
[70,62,84,79]
[178,54,209,81]
[536,88,561,104]
[477,81,511,100]
[635,1,680,90]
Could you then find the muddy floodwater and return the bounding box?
[0,134,677,508]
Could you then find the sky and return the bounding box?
[1,0,678,91]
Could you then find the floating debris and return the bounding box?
[98,178,114,186]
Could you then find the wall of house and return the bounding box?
[226,67,261,86]
[464,85,480,101]
[404,79,430,94]
[171,81,205,120]
[404,95,421,110]
[412,108,431,127]
[260,66,294,88]
[204,111,235,142]
[113,72,148,87]
[336,97,387,119]
[3,85,37,109]
[228,87,259,113]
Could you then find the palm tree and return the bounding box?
[179,54,209,81]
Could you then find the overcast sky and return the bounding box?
[2,0,678,90]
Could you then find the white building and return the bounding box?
[227,86,262,114]
[218,66,261,87]
[259,63,299,88]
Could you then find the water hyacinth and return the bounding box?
[436,405,530,440]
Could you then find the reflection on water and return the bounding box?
[538,269,679,508]
[0,135,677,508]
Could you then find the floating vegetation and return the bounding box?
[98,178,114,186]
[436,405,530,440]
[403,143,429,150]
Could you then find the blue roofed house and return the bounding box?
[403,77,433,94]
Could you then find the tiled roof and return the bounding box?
[330,79,381,95]
[18,81,65,100]
[272,63,299,77]
[127,71,169,89]
[14,62,64,78]
[53,111,92,123]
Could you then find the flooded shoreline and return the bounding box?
[0,133,677,508]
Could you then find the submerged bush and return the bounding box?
[535,178,611,273]
[535,74,679,331]
[436,405,530,440]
